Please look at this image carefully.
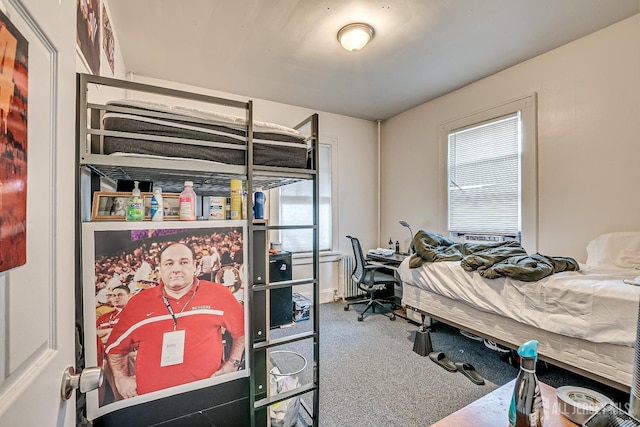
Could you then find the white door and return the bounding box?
[0,0,78,426]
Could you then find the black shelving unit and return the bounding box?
[75,73,320,426]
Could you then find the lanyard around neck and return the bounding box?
[161,280,200,331]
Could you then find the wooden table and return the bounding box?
[432,379,576,426]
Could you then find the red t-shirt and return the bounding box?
[96,309,123,367]
[105,279,244,395]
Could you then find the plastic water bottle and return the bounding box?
[254,187,265,219]
[509,340,543,427]
[126,181,144,222]
[179,181,197,221]
[150,187,164,222]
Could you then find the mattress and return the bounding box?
[96,99,309,168]
[398,258,640,346]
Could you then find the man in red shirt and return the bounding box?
[96,285,130,404]
[105,242,245,398]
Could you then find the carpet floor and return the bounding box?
[272,301,631,426]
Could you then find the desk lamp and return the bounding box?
[399,221,414,254]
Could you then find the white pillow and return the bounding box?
[585,232,640,269]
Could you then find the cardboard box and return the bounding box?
[292,292,311,322]
[208,196,226,220]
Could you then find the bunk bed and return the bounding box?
[399,231,640,392]
[76,74,319,426]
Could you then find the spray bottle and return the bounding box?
[509,340,543,427]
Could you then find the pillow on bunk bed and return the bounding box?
[585,232,640,269]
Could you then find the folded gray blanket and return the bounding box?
[408,230,579,281]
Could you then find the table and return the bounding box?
[431,379,575,426]
[365,251,408,267]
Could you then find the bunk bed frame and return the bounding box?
[75,73,320,426]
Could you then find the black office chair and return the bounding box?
[344,235,400,321]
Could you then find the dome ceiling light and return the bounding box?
[337,23,374,51]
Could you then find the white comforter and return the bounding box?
[399,259,640,346]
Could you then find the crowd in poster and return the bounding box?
[0,9,28,273]
[83,222,248,419]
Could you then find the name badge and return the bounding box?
[161,330,185,367]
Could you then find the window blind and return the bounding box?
[279,145,331,252]
[448,112,520,235]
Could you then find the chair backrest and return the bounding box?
[346,235,365,283]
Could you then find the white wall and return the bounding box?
[380,14,640,262]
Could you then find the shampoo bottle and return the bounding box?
[509,340,543,427]
[150,187,164,222]
[126,181,144,222]
[179,181,197,221]
[388,238,393,250]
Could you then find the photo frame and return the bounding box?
[82,221,248,419]
[91,192,180,221]
[0,9,28,273]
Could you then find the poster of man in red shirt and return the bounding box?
[82,222,247,419]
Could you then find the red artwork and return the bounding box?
[0,10,28,273]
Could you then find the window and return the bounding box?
[279,143,333,253]
[440,95,537,250]
[448,113,520,236]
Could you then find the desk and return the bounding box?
[366,251,408,267]
[366,251,408,308]
[432,379,573,427]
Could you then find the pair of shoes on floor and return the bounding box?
[428,352,485,385]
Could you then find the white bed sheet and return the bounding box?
[398,258,640,346]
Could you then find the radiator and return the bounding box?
[339,255,365,300]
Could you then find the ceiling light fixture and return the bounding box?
[337,23,374,51]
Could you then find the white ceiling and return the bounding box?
[106,0,639,121]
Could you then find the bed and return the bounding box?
[93,99,309,169]
[78,74,317,197]
[399,231,640,391]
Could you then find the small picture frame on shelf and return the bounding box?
[91,191,141,221]
[143,193,180,220]
[92,192,182,221]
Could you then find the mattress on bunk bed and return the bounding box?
[98,99,309,168]
[398,258,640,346]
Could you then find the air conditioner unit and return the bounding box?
[454,233,521,243]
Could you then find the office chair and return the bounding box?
[345,235,401,321]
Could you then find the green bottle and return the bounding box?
[126,181,144,221]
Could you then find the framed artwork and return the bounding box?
[0,9,29,273]
[82,221,248,419]
[92,192,180,221]
[101,2,114,75]
[76,0,101,75]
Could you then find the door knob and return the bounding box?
[60,366,103,401]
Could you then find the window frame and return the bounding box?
[270,136,338,255]
[439,94,538,252]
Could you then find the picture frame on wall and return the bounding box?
[0,9,29,273]
[81,221,248,419]
[91,191,180,221]
[76,0,101,75]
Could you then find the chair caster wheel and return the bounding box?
[344,306,350,311]
[390,315,396,321]
[357,316,363,321]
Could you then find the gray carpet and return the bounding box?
[271,301,630,426]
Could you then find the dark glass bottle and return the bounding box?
[509,340,543,427]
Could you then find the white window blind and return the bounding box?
[279,145,331,252]
[448,112,520,235]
